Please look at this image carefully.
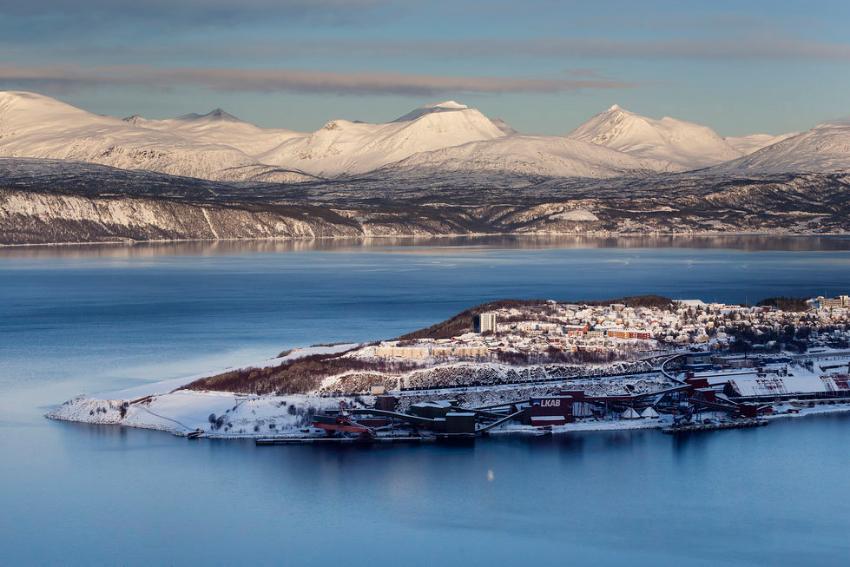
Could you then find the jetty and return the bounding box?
[256,435,430,446]
[662,419,768,434]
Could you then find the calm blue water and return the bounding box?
[2,237,850,566]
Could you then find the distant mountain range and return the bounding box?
[3,91,847,182]
[1,90,849,244]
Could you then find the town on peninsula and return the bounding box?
[50,294,850,443]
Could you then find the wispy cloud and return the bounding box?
[23,37,850,66]
[0,0,390,24]
[186,37,850,62]
[0,65,635,96]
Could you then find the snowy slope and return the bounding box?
[567,105,743,171]
[6,91,837,183]
[259,101,507,176]
[0,91,308,182]
[124,109,303,157]
[382,135,663,178]
[490,118,518,135]
[724,132,796,155]
[712,121,850,174]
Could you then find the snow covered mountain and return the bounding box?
[1,93,520,181]
[0,91,309,182]
[123,108,303,156]
[382,135,663,178]
[259,101,507,176]
[1,91,845,184]
[724,132,796,155]
[490,118,518,135]
[710,120,850,174]
[567,105,743,171]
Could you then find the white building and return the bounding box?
[478,312,497,334]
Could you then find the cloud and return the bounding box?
[0,0,388,22]
[219,37,850,62]
[0,0,397,41]
[0,65,635,96]
[31,36,850,65]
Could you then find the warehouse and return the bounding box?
[528,396,574,426]
[724,371,850,400]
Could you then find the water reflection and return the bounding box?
[3,234,850,260]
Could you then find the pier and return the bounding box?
[662,419,768,434]
[256,435,431,445]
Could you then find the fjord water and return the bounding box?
[2,236,850,566]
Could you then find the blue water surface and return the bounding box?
[2,237,849,566]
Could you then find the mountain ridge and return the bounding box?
[0,90,844,184]
[709,121,850,175]
[567,104,744,170]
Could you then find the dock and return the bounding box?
[662,419,768,434]
[256,435,431,446]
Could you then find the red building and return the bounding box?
[529,396,574,426]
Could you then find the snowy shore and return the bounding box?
[48,368,850,441]
[49,381,850,440]
[46,344,360,438]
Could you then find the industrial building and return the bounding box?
[724,372,850,400]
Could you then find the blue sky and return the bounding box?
[1,0,849,135]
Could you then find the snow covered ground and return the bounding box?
[46,353,667,438]
[47,344,360,438]
[45,342,850,441]
[48,373,850,440]
[48,389,345,438]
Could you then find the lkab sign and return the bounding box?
[532,397,571,408]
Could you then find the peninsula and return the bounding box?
[49,294,850,442]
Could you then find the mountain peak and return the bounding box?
[427,100,468,110]
[0,90,110,125]
[0,90,83,112]
[568,105,742,170]
[394,100,472,122]
[176,108,241,122]
[122,114,147,125]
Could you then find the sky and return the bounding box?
[1,0,849,136]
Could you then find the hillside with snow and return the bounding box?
[710,120,850,175]
[259,101,507,176]
[0,91,847,186]
[724,132,796,155]
[123,108,303,156]
[0,91,318,183]
[382,134,663,178]
[567,105,744,171]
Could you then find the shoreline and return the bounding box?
[47,384,850,441]
[46,350,850,442]
[4,230,850,250]
[43,295,850,444]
